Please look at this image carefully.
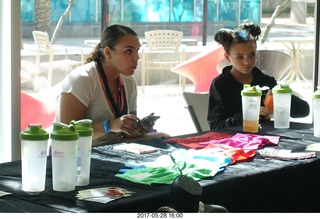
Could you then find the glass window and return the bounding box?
[17,0,316,162]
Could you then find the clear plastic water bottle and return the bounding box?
[50,122,79,192]
[313,86,320,137]
[71,119,93,186]
[20,124,49,192]
[241,84,262,133]
[272,83,292,129]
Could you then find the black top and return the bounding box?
[208,66,310,130]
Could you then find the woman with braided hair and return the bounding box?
[208,20,309,130]
[56,24,167,146]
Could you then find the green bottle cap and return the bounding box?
[272,82,292,94]
[20,124,49,141]
[313,86,320,99]
[241,84,262,97]
[50,122,79,141]
[70,119,93,137]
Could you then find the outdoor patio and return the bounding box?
[20,17,316,137]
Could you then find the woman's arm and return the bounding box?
[59,93,87,124]
[58,92,106,140]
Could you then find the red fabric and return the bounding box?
[170,46,225,92]
[21,92,55,131]
[164,131,233,149]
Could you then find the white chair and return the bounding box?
[32,31,67,89]
[140,30,186,92]
[254,50,293,81]
[216,50,293,81]
[32,31,85,90]
[182,91,210,133]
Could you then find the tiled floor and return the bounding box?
[137,84,197,137]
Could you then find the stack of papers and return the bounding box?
[306,143,320,151]
[259,148,316,160]
[76,187,134,204]
[0,191,11,197]
[113,143,159,154]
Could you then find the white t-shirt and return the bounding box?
[55,61,138,146]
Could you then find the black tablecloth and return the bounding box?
[1,121,320,212]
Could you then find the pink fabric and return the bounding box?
[200,133,280,150]
[164,131,233,149]
[165,132,280,163]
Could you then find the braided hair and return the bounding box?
[214,20,261,54]
[85,24,138,63]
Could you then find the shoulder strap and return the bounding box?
[95,58,121,117]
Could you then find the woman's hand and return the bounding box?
[260,106,273,120]
[138,120,155,133]
[109,114,152,137]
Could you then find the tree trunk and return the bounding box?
[260,0,291,44]
[50,0,74,45]
[34,0,51,33]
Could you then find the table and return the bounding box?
[271,37,314,83]
[1,121,320,212]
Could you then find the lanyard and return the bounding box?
[95,58,126,118]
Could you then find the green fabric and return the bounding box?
[115,161,220,185]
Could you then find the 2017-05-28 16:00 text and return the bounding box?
[136,213,183,218]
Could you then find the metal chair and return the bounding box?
[182,91,210,133]
[140,30,186,92]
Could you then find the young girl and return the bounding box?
[56,24,167,146]
[208,20,309,130]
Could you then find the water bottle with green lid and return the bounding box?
[70,119,93,186]
[241,84,262,133]
[50,122,79,192]
[313,86,320,137]
[20,124,49,192]
[272,82,292,129]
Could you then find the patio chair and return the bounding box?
[216,50,293,81]
[32,31,85,90]
[182,91,210,133]
[32,31,67,89]
[171,46,225,92]
[140,30,186,92]
[255,50,293,81]
[21,92,55,131]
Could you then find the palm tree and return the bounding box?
[51,0,74,44]
[34,0,51,33]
